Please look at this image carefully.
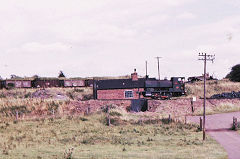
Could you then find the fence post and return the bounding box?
[200,117,202,131]
[52,109,55,116]
[191,101,194,113]
[107,105,111,126]
[236,117,238,130]
[191,97,196,113]
[16,111,19,120]
[233,117,237,131]
[87,107,91,114]
[85,108,88,115]
[168,114,171,123]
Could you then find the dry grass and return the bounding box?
[0,85,233,158]
[0,87,94,122]
[0,108,227,159]
[193,103,240,116]
[0,87,92,100]
[185,79,240,115]
[185,79,240,98]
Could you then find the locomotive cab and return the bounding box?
[171,77,185,96]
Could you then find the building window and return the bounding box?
[125,90,133,98]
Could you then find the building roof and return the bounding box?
[96,78,156,90]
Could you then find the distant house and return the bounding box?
[94,69,155,100]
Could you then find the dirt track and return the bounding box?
[188,112,240,159]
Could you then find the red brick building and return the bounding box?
[94,69,154,100]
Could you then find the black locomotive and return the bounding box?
[142,77,185,99]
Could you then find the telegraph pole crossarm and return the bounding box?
[198,53,215,141]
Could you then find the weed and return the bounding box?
[24,92,32,98]
[0,105,29,117]
[5,122,10,127]
[147,137,153,142]
[82,94,93,100]
[81,138,92,145]
[64,148,74,159]
[66,92,74,100]
[79,117,88,121]
[0,93,6,98]
[48,101,59,112]
[109,111,122,117]
[73,89,84,93]
[161,117,173,124]
[133,128,140,133]
[231,121,240,130]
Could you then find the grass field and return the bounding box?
[0,110,227,159]
[185,79,240,115]
[193,102,240,116]
[185,79,240,98]
[0,80,238,158]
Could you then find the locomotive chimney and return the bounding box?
[131,69,138,81]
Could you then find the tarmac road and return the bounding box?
[187,112,240,159]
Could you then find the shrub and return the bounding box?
[47,101,59,115]
[0,105,29,117]
[66,92,74,100]
[24,92,32,98]
[73,89,84,93]
[82,94,93,100]
[64,148,74,159]
[109,111,122,117]
[79,117,88,121]
[0,93,6,98]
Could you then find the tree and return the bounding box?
[226,64,240,82]
[10,74,21,79]
[32,75,40,79]
[58,71,65,78]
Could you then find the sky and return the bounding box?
[0,0,240,79]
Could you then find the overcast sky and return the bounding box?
[1,0,240,79]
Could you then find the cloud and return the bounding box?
[176,12,196,19]
[0,0,239,80]
[7,42,71,54]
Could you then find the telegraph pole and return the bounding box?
[155,57,162,80]
[146,61,148,78]
[198,53,215,140]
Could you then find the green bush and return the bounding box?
[226,64,240,82]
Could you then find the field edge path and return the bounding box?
[187,112,240,159]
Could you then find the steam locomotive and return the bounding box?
[142,77,185,99]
